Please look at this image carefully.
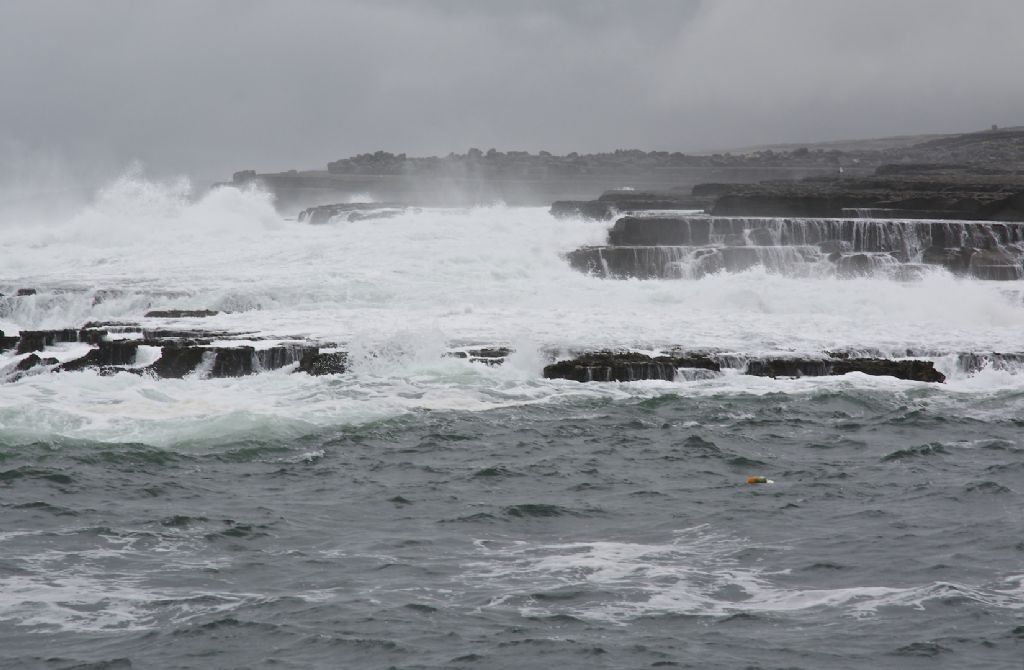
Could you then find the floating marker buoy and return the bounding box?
[747,476,774,485]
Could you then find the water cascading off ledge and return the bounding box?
[565,214,1024,280]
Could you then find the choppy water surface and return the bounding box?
[0,177,1022,668]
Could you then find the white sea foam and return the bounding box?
[1,172,1024,444]
[464,527,1024,623]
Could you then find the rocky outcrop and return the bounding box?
[16,354,57,372]
[297,351,348,376]
[297,203,407,224]
[16,329,80,354]
[145,344,317,378]
[58,340,140,372]
[745,357,945,382]
[0,331,19,352]
[544,351,946,383]
[445,347,512,365]
[0,324,323,381]
[955,352,1024,374]
[145,310,219,318]
[551,191,712,220]
[567,215,1024,280]
[543,352,720,382]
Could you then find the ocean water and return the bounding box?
[0,175,1021,669]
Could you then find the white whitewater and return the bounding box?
[1,172,1024,444]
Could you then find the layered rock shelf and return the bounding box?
[551,191,713,220]
[710,176,1024,221]
[566,215,1024,280]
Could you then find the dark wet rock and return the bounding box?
[0,335,19,353]
[606,216,1024,252]
[745,358,832,378]
[15,329,80,354]
[59,341,141,372]
[145,309,220,318]
[446,346,512,365]
[544,352,719,383]
[547,351,944,383]
[746,357,946,383]
[568,215,1024,280]
[708,175,1024,221]
[16,288,37,296]
[146,344,316,378]
[82,320,141,330]
[835,252,900,278]
[608,216,712,245]
[298,203,405,224]
[468,347,512,359]
[297,351,348,376]
[78,328,110,345]
[16,354,44,371]
[566,244,821,279]
[956,352,1024,374]
[142,347,205,378]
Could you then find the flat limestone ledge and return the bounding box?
[605,216,1024,249]
[543,351,947,383]
[565,244,1023,280]
[550,190,714,220]
[707,177,1024,221]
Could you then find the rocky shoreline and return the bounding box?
[554,159,1024,281]
[4,312,1020,386]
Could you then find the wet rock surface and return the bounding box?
[567,216,1024,280]
[745,357,946,382]
[445,347,513,365]
[297,351,349,376]
[0,328,996,386]
[16,329,80,354]
[544,351,946,383]
[551,191,712,220]
[544,352,720,383]
[59,341,140,372]
[298,203,408,224]
[0,325,321,381]
[144,309,220,318]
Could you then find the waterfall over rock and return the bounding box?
[567,215,1024,280]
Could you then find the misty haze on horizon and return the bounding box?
[2,0,1022,191]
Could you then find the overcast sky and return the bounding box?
[1,0,1022,186]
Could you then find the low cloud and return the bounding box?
[0,0,1020,185]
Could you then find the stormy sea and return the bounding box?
[1,174,1022,669]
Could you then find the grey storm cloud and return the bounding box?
[1,0,1022,185]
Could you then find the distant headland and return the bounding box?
[219,126,1024,212]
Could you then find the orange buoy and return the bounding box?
[747,476,773,485]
